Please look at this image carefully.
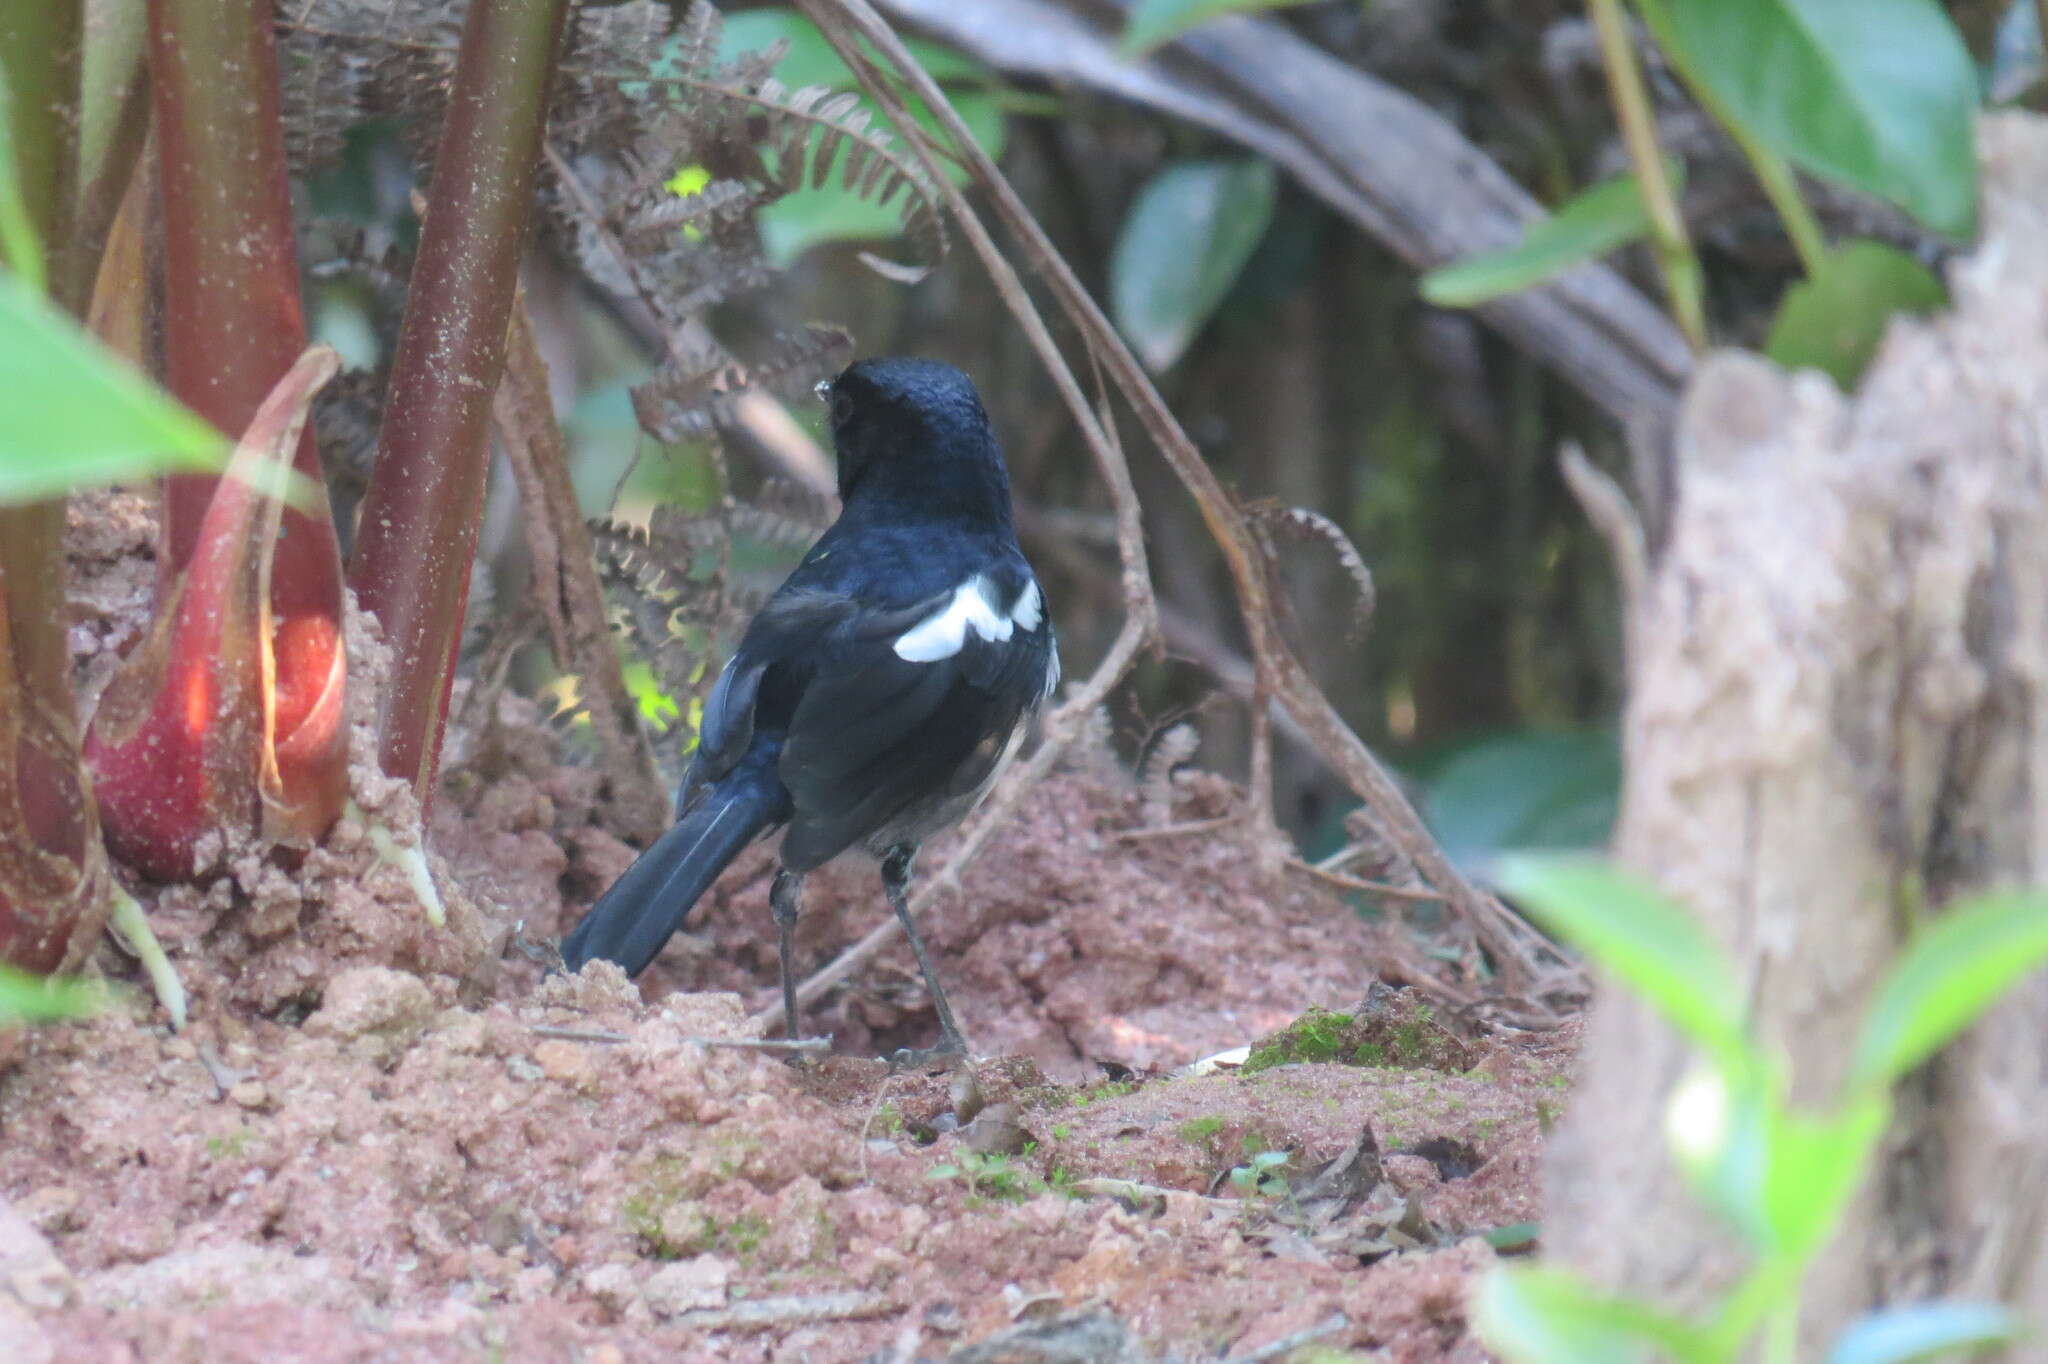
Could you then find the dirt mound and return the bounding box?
[4,969,1563,1362]
[1,486,1571,1361]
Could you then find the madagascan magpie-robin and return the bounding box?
[560,357,1059,1060]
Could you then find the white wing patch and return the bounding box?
[892,574,1044,663]
[1010,579,1043,632]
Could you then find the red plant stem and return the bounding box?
[0,0,108,970]
[147,0,336,602]
[0,0,82,304]
[85,0,351,872]
[347,0,572,800]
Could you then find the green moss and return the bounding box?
[1177,1116,1225,1144]
[1073,1079,1135,1106]
[1241,1007,1356,1074]
[204,1126,254,1161]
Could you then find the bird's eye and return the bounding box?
[830,390,857,426]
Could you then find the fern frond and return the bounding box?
[1249,502,1377,635]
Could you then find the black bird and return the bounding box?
[560,357,1058,1060]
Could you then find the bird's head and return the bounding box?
[818,357,1006,512]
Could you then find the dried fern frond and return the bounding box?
[631,324,851,440]
[1248,501,1377,636]
[587,482,824,773]
[748,77,946,260]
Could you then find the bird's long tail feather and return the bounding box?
[560,769,785,977]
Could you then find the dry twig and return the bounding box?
[493,286,671,845]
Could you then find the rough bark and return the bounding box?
[1548,113,2048,1347]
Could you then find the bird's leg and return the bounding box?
[881,844,972,1066]
[769,869,810,1046]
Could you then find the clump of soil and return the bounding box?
[1242,992,1478,1076]
[0,487,1577,1361]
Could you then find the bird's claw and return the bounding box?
[886,1032,971,1072]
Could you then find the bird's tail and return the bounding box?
[560,767,786,977]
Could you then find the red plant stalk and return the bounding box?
[86,0,351,876]
[0,513,117,973]
[347,0,572,801]
[0,0,119,971]
[86,348,343,880]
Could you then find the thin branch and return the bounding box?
[527,1024,829,1053]
[494,285,671,845]
[1286,858,1446,904]
[1559,442,1648,667]
[1634,0,1824,276]
[1586,0,1706,351]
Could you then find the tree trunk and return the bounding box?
[1547,112,2048,1350]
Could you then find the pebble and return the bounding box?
[532,1040,593,1089]
[14,1188,79,1234]
[641,1253,730,1317]
[580,1262,638,1314]
[229,1081,268,1110]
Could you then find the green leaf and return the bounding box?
[1658,0,1979,237]
[1848,890,2048,1090]
[1825,1301,2026,1364]
[1474,1266,1710,1364]
[0,965,103,1026]
[1120,0,1319,55]
[1757,1093,1887,1259]
[718,8,990,89]
[1764,239,1946,390]
[1420,168,1680,308]
[1417,729,1619,874]
[1479,1221,1542,1253]
[0,61,47,293]
[1110,158,1277,372]
[0,270,226,502]
[1497,856,1749,1072]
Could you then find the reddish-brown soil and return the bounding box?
[0,491,1574,1362]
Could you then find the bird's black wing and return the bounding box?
[769,579,1054,871]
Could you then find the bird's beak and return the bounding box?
[814,378,833,403]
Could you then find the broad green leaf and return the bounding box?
[1421,168,1680,308]
[1758,1093,1887,1259]
[1417,729,1619,874]
[1498,856,1750,1072]
[1658,0,1978,237]
[1474,1266,1709,1364]
[0,965,103,1026]
[1121,0,1318,55]
[0,270,226,502]
[1110,158,1277,372]
[1848,890,2048,1090]
[1764,239,1946,390]
[1825,1301,2026,1364]
[0,62,47,293]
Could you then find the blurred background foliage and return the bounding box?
[297,0,2035,876]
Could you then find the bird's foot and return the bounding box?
[886,1030,972,1073]
[777,1033,835,1068]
